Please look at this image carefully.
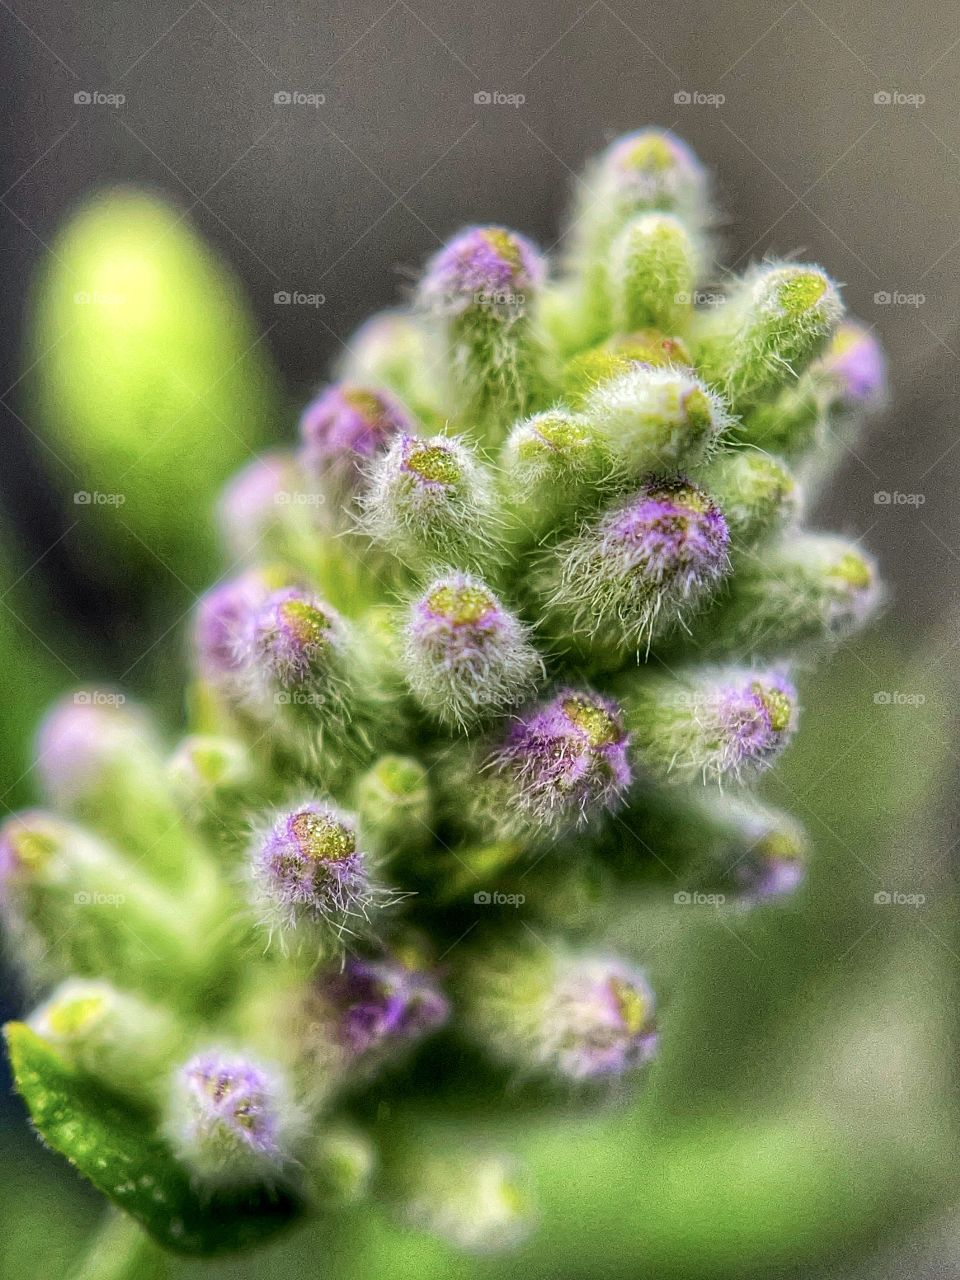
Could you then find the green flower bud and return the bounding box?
[710,533,880,656]
[353,755,432,858]
[309,1125,376,1205]
[397,1145,533,1254]
[581,365,730,476]
[27,979,179,1107]
[609,212,697,332]
[697,263,843,411]
[696,449,800,548]
[562,331,694,407]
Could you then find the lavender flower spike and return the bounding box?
[166,1049,299,1189]
[403,573,542,729]
[464,945,657,1082]
[543,478,730,656]
[485,689,632,833]
[418,225,548,444]
[252,801,374,947]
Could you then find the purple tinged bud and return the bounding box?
[711,671,797,776]
[419,225,545,318]
[35,696,156,808]
[167,1049,297,1188]
[299,383,413,501]
[193,569,279,685]
[248,588,344,693]
[816,320,887,410]
[602,129,709,216]
[217,452,301,561]
[548,479,730,653]
[403,573,541,729]
[252,801,372,942]
[467,946,657,1082]
[488,690,632,831]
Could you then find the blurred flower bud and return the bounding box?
[398,1147,533,1253]
[353,755,432,859]
[609,212,697,332]
[697,449,800,548]
[217,451,305,563]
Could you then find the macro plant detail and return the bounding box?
[0,128,887,1265]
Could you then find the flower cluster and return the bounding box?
[1,129,884,1261]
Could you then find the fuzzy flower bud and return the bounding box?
[698,263,843,411]
[710,534,880,656]
[167,734,254,822]
[299,383,413,514]
[28,979,178,1106]
[302,950,448,1084]
[166,1050,299,1189]
[193,567,293,689]
[542,479,730,655]
[726,801,808,902]
[398,1148,533,1254]
[499,409,614,540]
[251,801,375,947]
[360,432,498,567]
[403,573,541,729]
[697,449,800,548]
[418,226,548,444]
[562,332,695,407]
[353,755,432,860]
[625,667,798,783]
[816,319,887,412]
[464,945,657,1081]
[337,309,440,423]
[217,451,303,562]
[609,212,698,332]
[485,690,632,832]
[581,365,730,476]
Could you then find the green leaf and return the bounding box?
[4,1023,306,1258]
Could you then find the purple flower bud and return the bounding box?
[488,690,632,831]
[167,1049,296,1188]
[299,383,413,504]
[247,588,344,693]
[602,129,709,216]
[467,946,657,1083]
[549,479,730,653]
[252,801,372,942]
[419,226,545,318]
[403,573,541,729]
[217,452,301,561]
[712,671,798,776]
[816,320,887,410]
[193,570,277,685]
[310,952,449,1065]
[35,696,154,807]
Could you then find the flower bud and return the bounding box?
[625,667,798,783]
[464,944,657,1081]
[309,1125,376,1205]
[166,1049,299,1189]
[711,534,880,655]
[353,755,433,859]
[562,332,695,407]
[418,226,548,443]
[485,690,632,833]
[398,1148,533,1253]
[499,409,614,541]
[697,263,843,411]
[403,573,541,729]
[609,212,697,332]
[167,734,255,837]
[301,950,448,1086]
[35,694,201,888]
[567,129,711,341]
[336,309,441,424]
[0,810,204,991]
[28,978,179,1106]
[193,567,294,689]
[542,479,730,655]
[725,799,808,903]
[360,432,499,567]
[697,449,799,548]
[581,365,730,476]
[217,451,304,563]
[816,319,887,412]
[251,801,375,947]
[299,382,413,518]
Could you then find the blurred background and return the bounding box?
[1,1,959,1276]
